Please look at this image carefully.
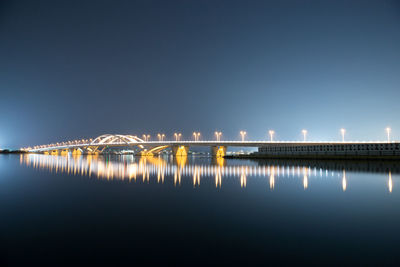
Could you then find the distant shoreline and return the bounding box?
[0,150,27,154]
[224,154,400,161]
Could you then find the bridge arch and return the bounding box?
[141,145,170,156]
[89,134,145,146]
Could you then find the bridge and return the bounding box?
[22,134,400,159]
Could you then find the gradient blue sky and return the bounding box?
[1,0,399,148]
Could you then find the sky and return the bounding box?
[1,0,400,148]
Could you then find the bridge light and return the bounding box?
[340,128,346,142]
[386,127,391,142]
[157,133,166,141]
[193,132,200,141]
[302,129,307,141]
[240,131,247,142]
[143,134,150,141]
[269,130,275,141]
[215,131,222,141]
[174,133,182,141]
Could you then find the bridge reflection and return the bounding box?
[20,154,395,192]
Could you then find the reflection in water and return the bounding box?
[342,170,347,192]
[240,167,247,188]
[215,168,222,188]
[269,167,275,190]
[193,166,200,187]
[303,167,308,190]
[20,154,396,192]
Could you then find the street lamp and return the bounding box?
[340,128,346,142]
[193,132,201,141]
[157,133,165,141]
[386,127,391,142]
[269,130,275,141]
[302,129,307,141]
[215,131,222,141]
[142,134,150,141]
[174,133,182,141]
[240,131,247,142]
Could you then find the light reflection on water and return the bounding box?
[20,154,395,193]
[2,154,399,265]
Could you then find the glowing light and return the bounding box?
[214,131,222,141]
[386,127,391,142]
[215,168,222,188]
[240,131,247,142]
[193,132,201,141]
[174,133,182,141]
[302,129,307,141]
[175,146,188,157]
[270,167,275,190]
[388,171,393,193]
[240,167,247,188]
[340,128,346,142]
[269,130,275,141]
[193,166,200,187]
[142,134,150,142]
[214,146,226,158]
[157,133,165,141]
[342,170,347,191]
[303,167,308,190]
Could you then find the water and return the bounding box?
[1,154,399,265]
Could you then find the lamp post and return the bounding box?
[157,133,165,141]
[269,130,275,142]
[215,131,222,142]
[174,133,182,141]
[340,128,346,142]
[240,131,247,142]
[302,129,307,141]
[193,132,201,141]
[386,127,391,142]
[142,134,150,141]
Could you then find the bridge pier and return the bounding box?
[172,146,189,157]
[211,146,227,158]
[60,149,69,155]
[140,149,153,156]
[70,148,82,155]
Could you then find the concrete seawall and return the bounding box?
[226,142,400,160]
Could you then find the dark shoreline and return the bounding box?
[0,150,27,154]
[224,154,400,161]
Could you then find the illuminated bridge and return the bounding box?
[22,134,400,159]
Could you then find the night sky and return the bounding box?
[1,0,399,148]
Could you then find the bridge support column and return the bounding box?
[70,148,82,155]
[172,146,189,157]
[60,149,69,155]
[140,149,153,156]
[211,146,227,158]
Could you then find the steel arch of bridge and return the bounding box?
[89,134,145,146]
[87,134,147,154]
[26,134,149,153]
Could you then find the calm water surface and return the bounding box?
[1,154,399,266]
